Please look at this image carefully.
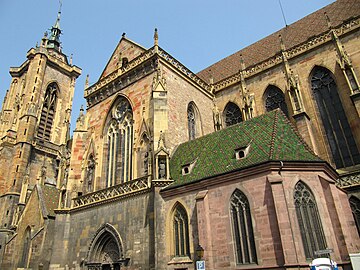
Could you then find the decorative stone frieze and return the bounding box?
[337,172,360,188]
[213,16,360,92]
[72,176,150,209]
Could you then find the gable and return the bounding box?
[17,187,44,227]
[99,37,147,80]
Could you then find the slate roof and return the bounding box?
[197,0,360,83]
[168,110,322,188]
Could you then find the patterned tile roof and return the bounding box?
[41,185,60,217]
[197,0,360,83]
[168,110,322,188]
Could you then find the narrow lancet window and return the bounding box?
[173,204,190,257]
[230,189,257,265]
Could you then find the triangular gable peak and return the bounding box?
[100,36,147,80]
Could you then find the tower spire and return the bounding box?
[47,1,63,51]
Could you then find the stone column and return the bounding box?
[195,190,215,269]
[268,175,299,266]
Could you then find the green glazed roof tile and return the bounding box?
[168,109,322,189]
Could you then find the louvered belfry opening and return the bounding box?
[38,82,58,140]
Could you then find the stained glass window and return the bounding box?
[224,102,243,127]
[187,103,196,140]
[311,66,360,168]
[106,98,133,187]
[350,196,360,236]
[230,189,257,265]
[264,85,289,117]
[173,204,190,257]
[294,181,326,259]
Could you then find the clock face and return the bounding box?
[114,100,129,120]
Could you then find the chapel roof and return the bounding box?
[197,0,360,83]
[168,109,322,188]
[38,184,60,218]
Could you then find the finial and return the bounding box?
[279,34,286,51]
[85,74,89,89]
[70,54,73,65]
[209,69,214,84]
[240,54,246,71]
[154,28,159,47]
[122,32,126,38]
[80,104,84,113]
[324,12,332,29]
[47,1,62,51]
[117,52,122,67]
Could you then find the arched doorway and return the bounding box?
[86,224,129,270]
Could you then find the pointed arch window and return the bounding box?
[264,85,289,117]
[18,227,31,268]
[224,102,243,127]
[230,189,257,265]
[311,66,360,168]
[106,98,133,187]
[187,103,196,140]
[38,82,58,140]
[350,196,360,236]
[173,204,190,257]
[294,181,326,259]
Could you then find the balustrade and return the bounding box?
[72,176,150,208]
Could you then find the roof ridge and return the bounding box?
[269,110,279,160]
[197,0,360,83]
[279,110,320,158]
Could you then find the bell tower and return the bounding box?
[0,6,81,260]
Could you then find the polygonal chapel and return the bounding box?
[1,0,360,269]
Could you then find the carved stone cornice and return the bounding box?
[213,16,360,92]
[32,137,62,157]
[157,48,212,97]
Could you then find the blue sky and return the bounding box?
[0,0,334,132]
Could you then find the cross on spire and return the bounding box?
[47,1,63,51]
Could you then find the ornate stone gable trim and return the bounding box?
[157,49,213,98]
[213,15,360,92]
[85,46,214,108]
[85,55,157,108]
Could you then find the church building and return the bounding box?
[0,0,360,269]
